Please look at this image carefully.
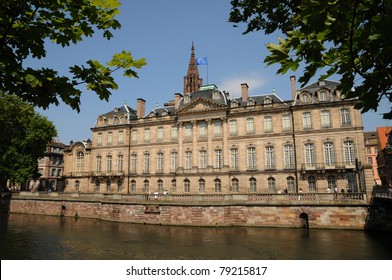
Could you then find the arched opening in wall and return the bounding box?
[299,212,309,228]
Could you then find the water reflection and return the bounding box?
[1,213,391,260]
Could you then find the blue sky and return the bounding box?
[34,0,392,143]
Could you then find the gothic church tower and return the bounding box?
[183,42,203,94]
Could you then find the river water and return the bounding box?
[1,213,391,260]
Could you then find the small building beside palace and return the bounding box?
[63,44,372,195]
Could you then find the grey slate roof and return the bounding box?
[300,80,340,94]
[99,105,138,120]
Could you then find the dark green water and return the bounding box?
[1,213,391,260]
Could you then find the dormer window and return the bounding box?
[148,111,156,118]
[162,110,168,116]
[301,93,310,103]
[318,90,329,102]
[247,98,255,107]
[231,100,239,108]
[184,94,191,104]
[264,97,272,107]
[212,89,221,100]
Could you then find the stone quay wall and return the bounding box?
[9,192,370,230]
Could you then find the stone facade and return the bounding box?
[63,44,370,197]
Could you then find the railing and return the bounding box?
[373,187,392,199]
[301,162,356,171]
[14,191,367,204]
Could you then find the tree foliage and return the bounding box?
[0,94,57,190]
[0,0,146,112]
[229,0,392,119]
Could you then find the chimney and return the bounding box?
[241,83,249,102]
[137,98,145,119]
[290,76,297,100]
[174,93,183,109]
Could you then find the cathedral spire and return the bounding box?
[183,42,203,94]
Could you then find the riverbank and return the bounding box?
[8,191,371,230]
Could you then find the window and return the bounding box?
[185,151,193,170]
[308,176,317,192]
[249,178,257,192]
[265,146,275,169]
[130,154,137,174]
[117,179,122,192]
[246,118,255,133]
[106,179,111,192]
[368,157,373,164]
[131,129,138,143]
[229,119,237,135]
[143,180,149,193]
[157,152,164,173]
[214,149,223,169]
[171,152,178,172]
[144,128,150,143]
[106,155,112,172]
[184,123,192,138]
[303,112,312,129]
[318,90,329,101]
[282,114,291,130]
[199,122,207,138]
[157,127,164,142]
[117,155,123,173]
[304,143,316,167]
[343,140,355,165]
[214,178,221,192]
[366,147,371,154]
[247,99,255,106]
[97,133,103,146]
[264,116,273,132]
[118,130,124,144]
[157,180,164,193]
[301,93,310,103]
[230,148,239,170]
[131,180,136,192]
[231,178,239,192]
[95,179,100,192]
[143,153,150,173]
[231,100,239,108]
[323,142,335,166]
[107,132,113,145]
[214,120,222,137]
[327,175,336,190]
[287,177,295,192]
[247,146,257,170]
[268,177,276,193]
[76,151,84,173]
[199,150,207,169]
[321,110,331,128]
[171,126,178,139]
[96,156,102,172]
[264,97,272,106]
[75,180,80,192]
[184,179,190,192]
[199,179,205,193]
[341,108,351,126]
[171,179,177,193]
[283,144,295,169]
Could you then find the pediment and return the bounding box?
[178,98,226,114]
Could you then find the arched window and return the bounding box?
[214,178,221,193]
[249,177,257,193]
[268,177,276,193]
[231,178,239,192]
[106,179,111,192]
[184,179,190,192]
[143,180,149,193]
[76,151,84,173]
[157,179,164,193]
[231,100,239,108]
[308,176,317,192]
[117,179,122,192]
[171,179,177,193]
[287,176,295,192]
[95,179,100,192]
[131,180,136,192]
[199,179,205,193]
[75,180,80,192]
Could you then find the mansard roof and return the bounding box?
[98,104,138,120]
[300,79,340,94]
[232,93,284,106]
[177,87,229,110]
[145,106,176,118]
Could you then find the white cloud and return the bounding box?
[219,73,267,98]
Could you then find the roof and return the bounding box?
[232,93,283,107]
[300,79,340,94]
[98,104,138,121]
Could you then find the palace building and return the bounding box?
[63,44,371,194]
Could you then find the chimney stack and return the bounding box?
[174,93,183,109]
[241,83,249,102]
[137,98,145,119]
[290,76,297,100]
